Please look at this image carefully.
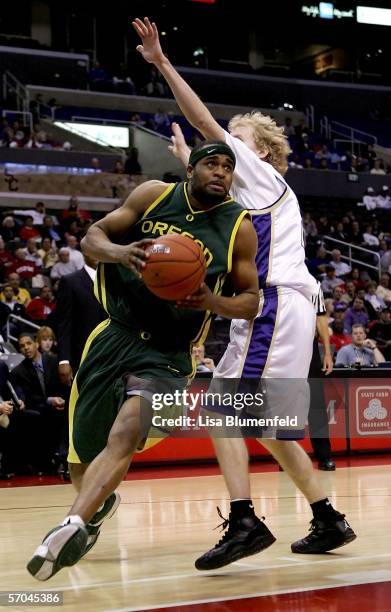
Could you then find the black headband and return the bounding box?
[189,143,236,169]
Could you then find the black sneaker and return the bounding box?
[195,507,276,571]
[291,513,356,553]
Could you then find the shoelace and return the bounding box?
[308,513,346,533]
[211,507,265,549]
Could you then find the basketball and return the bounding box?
[141,234,206,300]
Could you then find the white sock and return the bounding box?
[61,515,85,527]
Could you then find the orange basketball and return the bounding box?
[142,234,206,301]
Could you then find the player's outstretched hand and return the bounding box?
[132,17,165,64]
[176,283,216,311]
[168,123,191,165]
[119,239,154,277]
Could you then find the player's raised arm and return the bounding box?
[81,180,166,274]
[132,17,224,141]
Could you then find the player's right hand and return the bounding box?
[119,239,154,276]
[132,17,165,64]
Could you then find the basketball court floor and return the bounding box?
[1,457,391,611]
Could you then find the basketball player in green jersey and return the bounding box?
[26,140,265,581]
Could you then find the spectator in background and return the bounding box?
[13,202,46,225]
[1,217,18,244]
[377,273,391,305]
[0,236,15,281]
[321,266,344,295]
[38,237,58,271]
[368,308,391,361]
[357,288,377,321]
[363,224,380,247]
[36,326,57,357]
[318,159,329,170]
[315,144,331,160]
[65,236,84,270]
[330,249,351,277]
[10,333,67,473]
[332,286,347,310]
[303,157,313,169]
[26,286,56,325]
[329,320,352,352]
[362,187,377,211]
[344,298,369,334]
[0,273,31,306]
[309,245,329,276]
[62,197,91,225]
[349,221,364,245]
[112,160,124,174]
[23,238,43,268]
[40,215,61,243]
[124,147,142,176]
[9,249,38,284]
[344,281,357,303]
[90,158,101,173]
[370,159,386,175]
[302,212,317,238]
[18,216,40,242]
[365,281,386,312]
[88,61,108,89]
[0,283,26,336]
[349,267,365,290]
[331,222,348,241]
[50,248,78,281]
[366,144,377,169]
[191,345,215,373]
[377,185,391,210]
[283,117,295,137]
[335,324,384,367]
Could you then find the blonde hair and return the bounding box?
[228,111,291,176]
[36,326,56,344]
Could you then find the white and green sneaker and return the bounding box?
[27,523,88,581]
[83,491,121,556]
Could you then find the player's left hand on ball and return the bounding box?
[176,283,215,311]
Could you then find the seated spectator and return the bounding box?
[65,236,84,270]
[112,160,124,174]
[344,280,357,303]
[88,61,109,88]
[0,236,15,281]
[330,249,351,277]
[124,147,142,176]
[38,237,58,270]
[365,281,386,312]
[191,345,215,373]
[283,116,295,137]
[309,246,330,276]
[329,320,352,352]
[303,157,313,169]
[330,221,348,241]
[0,283,26,336]
[40,215,62,243]
[0,273,31,306]
[1,216,18,244]
[61,197,91,229]
[302,212,317,238]
[23,238,43,268]
[289,154,303,169]
[377,185,391,210]
[349,267,365,290]
[368,308,391,361]
[370,159,386,175]
[91,157,101,173]
[36,326,57,356]
[9,249,38,284]
[356,288,378,321]
[363,224,380,247]
[332,286,348,309]
[18,216,40,242]
[318,158,329,170]
[321,266,344,295]
[362,187,377,211]
[12,202,46,225]
[26,286,56,324]
[377,273,391,305]
[335,324,385,367]
[344,298,369,334]
[10,333,68,473]
[50,248,79,281]
[349,221,364,245]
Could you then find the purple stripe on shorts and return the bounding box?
[252,213,272,288]
[242,286,279,378]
